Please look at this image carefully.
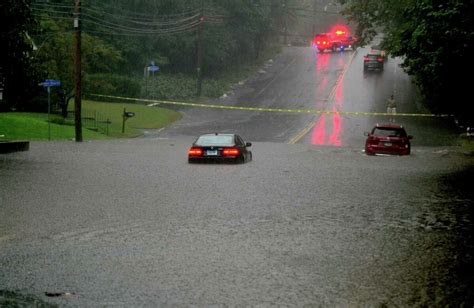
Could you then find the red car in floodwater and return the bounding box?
[365,124,413,155]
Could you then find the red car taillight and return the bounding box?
[364,56,369,61]
[222,148,240,156]
[366,136,379,144]
[188,147,203,156]
[377,57,383,62]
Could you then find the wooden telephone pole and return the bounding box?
[74,0,83,142]
[196,1,204,97]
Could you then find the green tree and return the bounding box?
[0,0,42,111]
[339,0,474,124]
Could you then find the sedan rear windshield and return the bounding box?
[196,135,234,146]
[366,54,380,59]
[373,128,407,137]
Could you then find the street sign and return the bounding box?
[39,79,61,141]
[147,65,160,72]
[40,79,61,87]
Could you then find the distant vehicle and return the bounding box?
[312,29,357,52]
[370,45,387,61]
[339,35,358,50]
[363,53,384,71]
[312,33,335,52]
[188,133,253,163]
[364,124,413,155]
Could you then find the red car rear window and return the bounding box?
[373,128,407,137]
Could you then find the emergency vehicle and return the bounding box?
[312,26,357,52]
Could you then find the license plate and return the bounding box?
[206,150,218,156]
[384,142,392,146]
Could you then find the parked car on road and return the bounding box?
[188,133,252,163]
[364,124,413,155]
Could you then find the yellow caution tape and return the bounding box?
[89,94,453,118]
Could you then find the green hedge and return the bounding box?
[84,73,141,102]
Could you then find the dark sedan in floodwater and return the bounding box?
[188,133,253,163]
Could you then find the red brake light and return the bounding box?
[377,57,383,62]
[222,148,240,156]
[188,147,203,156]
[364,56,369,61]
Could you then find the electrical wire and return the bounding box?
[31,2,230,38]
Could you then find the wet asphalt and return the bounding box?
[1,46,473,306]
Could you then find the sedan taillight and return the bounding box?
[188,147,203,156]
[222,148,240,156]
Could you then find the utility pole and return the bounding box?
[283,0,288,45]
[74,0,83,142]
[196,0,204,97]
[312,0,318,38]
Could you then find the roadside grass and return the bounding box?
[1,46,279,142]
[132,45,282,102]
[460,135,474,152]
[141,63,272,102]
[0,101,181,141]
[0,112,108,141]
[72,100,182,138]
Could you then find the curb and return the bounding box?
[0,141,30,154]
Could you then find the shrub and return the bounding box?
[84,73,141,102]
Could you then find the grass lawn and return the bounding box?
[75,100,181,138]
[0,101,181,141]
[0,112,108,141]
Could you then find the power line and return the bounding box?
[31,3,226,36]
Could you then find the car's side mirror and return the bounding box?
[246,142,252,147]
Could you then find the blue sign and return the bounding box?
[147,65,160,72]
[40,79,61,87]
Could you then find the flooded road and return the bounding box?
[1,44,472,306]
[1,140,473,306]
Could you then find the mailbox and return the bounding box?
[122,108,135,133]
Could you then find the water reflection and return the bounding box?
[312,53,344,146]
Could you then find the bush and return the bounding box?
[84,73,141,102]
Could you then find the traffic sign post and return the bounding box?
[145,62,159,99]
[39,79,61,140]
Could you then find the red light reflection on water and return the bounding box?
[311,54,344,146]
[328,111,342,146]
[312,115,326,144]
